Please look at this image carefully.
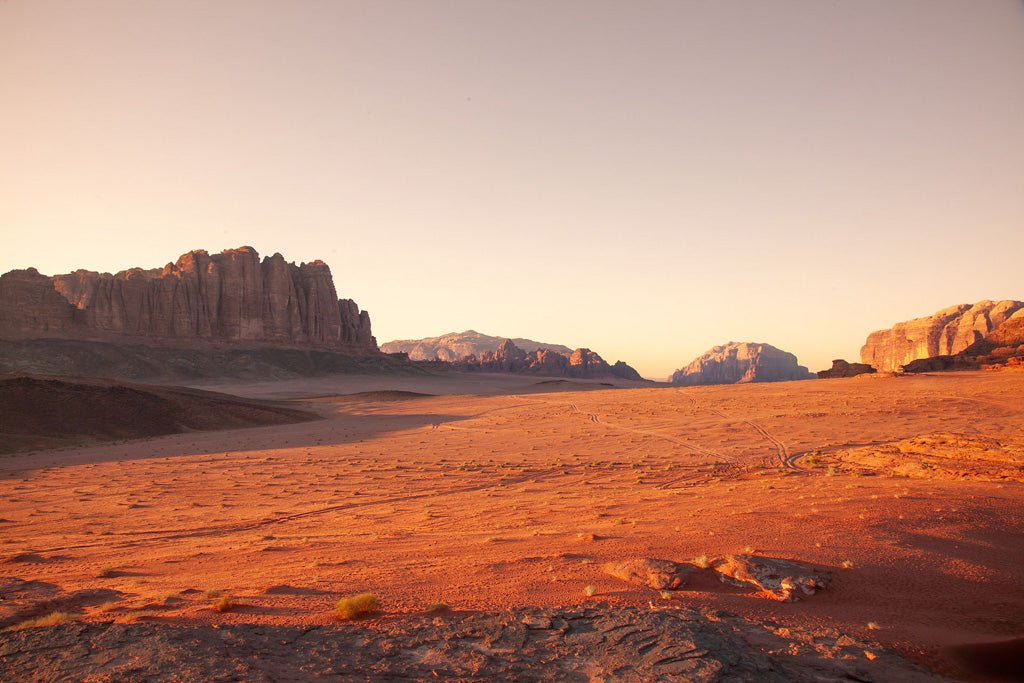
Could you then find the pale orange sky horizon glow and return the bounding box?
[2,1,1023,379]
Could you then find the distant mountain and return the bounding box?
[861,300,1024,372]
[436,339,643,381]
[381,330,573,361]
[671,342,814,386]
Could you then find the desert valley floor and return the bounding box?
[1,370,1022,681]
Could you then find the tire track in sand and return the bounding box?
[681,392,796,470]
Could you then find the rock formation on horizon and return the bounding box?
[816,359,876,379]
[432,339,644,381]
[671,342,814,386]
[381,330,573,361]
[860,300,1023,372]
[0,247,377,353]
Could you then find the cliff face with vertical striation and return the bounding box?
[860,300,1024,372]
[901,308,1024,373]
[0,247,377,353]
[671,342,814,386]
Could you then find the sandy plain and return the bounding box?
[1,370,1022,680]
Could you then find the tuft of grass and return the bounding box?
[211,596,236,613]
[426,602,450,612]
[4,611,78,631]
[742,546,756,554]
[692,555,711,569]
[841,560,855,569]
[659,590,673,600]
[867,621,881,630]
[583,585,598,597]
[96,566,118,579]
[203,588,222,599]
[120,610,158,623]
[336,592,380,620]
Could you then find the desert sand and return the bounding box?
[1,370,1022,680]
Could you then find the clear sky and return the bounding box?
[2,1,1023,379]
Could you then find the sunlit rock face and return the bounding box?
[861,300,1024,372]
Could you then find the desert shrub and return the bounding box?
[4,612,78,631]
[336,593,380,620]
[211,596,235,613]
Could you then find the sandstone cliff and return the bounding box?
[0,247,377,353]
[671,342,814,386]
[434,339,644,381]
[902,308,1024,373]
[860,300,1023,372]
[381,330,573,361]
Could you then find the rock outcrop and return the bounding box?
[0,247,377,353]
[860,300,1024,372]
[671,342,814,386]
[381,330,573,361]
[601,554,830,602]
[713,554,830,602]
[816,359,876,379]
[602,559,689,590]
[429,339,644,381]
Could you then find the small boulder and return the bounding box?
[602,558,688,590]
[714,554,830,601]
